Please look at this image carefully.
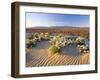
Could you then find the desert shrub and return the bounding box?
[48,45,60,54]
[77,44,89,54]
[50,36,59,45]
[34,33,39,38]
[39,33,45,40]
[45,32,50,36]
[75,36,85,44]
[50,38,57,45]
[61,41,68,47]
[44,32,50,40]
[26,40,36,48]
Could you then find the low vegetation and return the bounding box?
[48,45,60,54]
[26,32,89,54]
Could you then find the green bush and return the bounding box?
[48,45,60,54]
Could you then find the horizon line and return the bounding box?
[26,26,89,28]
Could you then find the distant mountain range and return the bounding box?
[26,26,89,29]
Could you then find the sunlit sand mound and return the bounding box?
[26,49,90,67]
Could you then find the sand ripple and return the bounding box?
[26,49,90,67]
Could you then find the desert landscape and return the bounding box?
[26,27,90,67]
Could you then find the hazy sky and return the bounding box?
[26,12,89,28]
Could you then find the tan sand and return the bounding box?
[26,49,90,67]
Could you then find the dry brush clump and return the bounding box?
[48,45,60,54]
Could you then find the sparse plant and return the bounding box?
[39,33,45,40]
[75,36,85,44]
[44,32,50,40]
[48,45,60,54]
[26,39,36,48]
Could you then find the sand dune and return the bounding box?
[26,49,90,67]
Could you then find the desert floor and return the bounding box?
[26,48,89,67]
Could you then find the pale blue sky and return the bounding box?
[26,12,89,28]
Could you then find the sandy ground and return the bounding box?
[26,49,90,67]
